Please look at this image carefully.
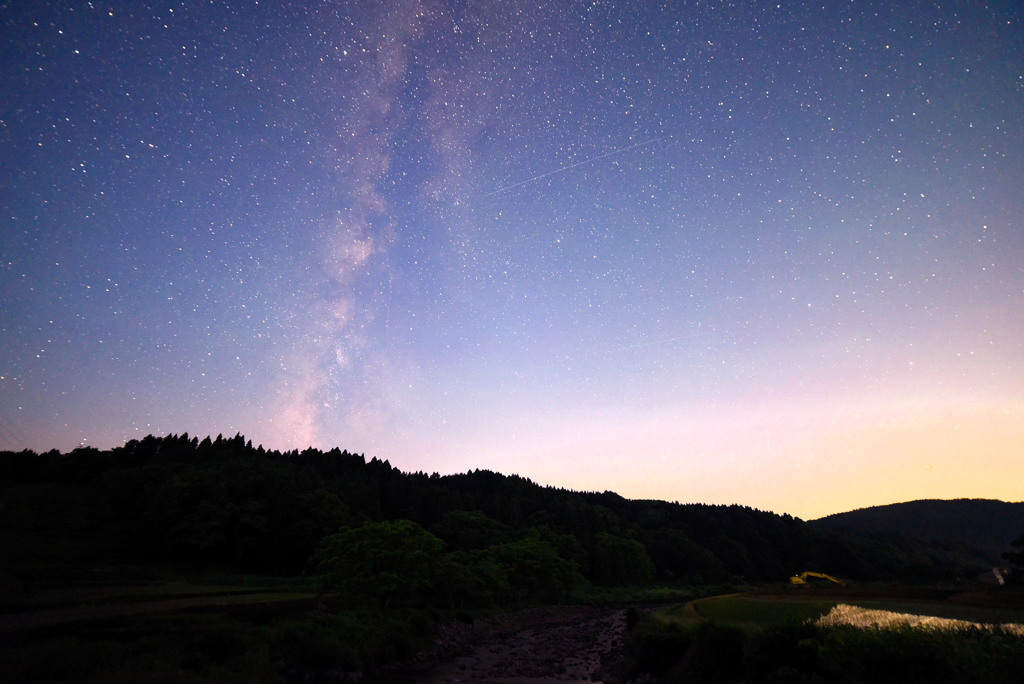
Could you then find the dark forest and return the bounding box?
[1,433,996,598]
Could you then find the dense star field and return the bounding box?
[2,1,1022,518]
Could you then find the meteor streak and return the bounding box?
[486,138,657,196]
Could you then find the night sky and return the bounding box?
[3,1,1022,519]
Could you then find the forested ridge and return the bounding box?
[812,499,1024,564]
[1,433,992,602]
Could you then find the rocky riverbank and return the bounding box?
[370,605,628,683]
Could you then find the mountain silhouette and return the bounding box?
[811,499,1024,564]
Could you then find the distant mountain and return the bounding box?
[811,499,1024,564]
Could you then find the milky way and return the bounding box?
[2,1,1022,517]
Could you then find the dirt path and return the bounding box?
[372,606,628,684]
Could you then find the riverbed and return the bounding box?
[369,606,628,683]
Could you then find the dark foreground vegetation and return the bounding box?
[626,590,1024,684]
[1,433,1019,682]
[627,612,1024,684]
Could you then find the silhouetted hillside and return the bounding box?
[811,499,1024,564]
[0,435,996,596]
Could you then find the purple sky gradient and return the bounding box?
[2,1,1022,518]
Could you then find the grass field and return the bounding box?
[690,589,1024,630]
[0,583,438,683]
[693,595,837,626]
[627,587,1024,683]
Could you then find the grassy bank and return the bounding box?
[625,588,1024,683]
[1,597,438,683]
[0,577,440,683]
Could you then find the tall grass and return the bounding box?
[0,602,437,683]
[626,600,1024,683]
[817,603,1024,635]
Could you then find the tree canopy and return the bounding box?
[0,433,996,603]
